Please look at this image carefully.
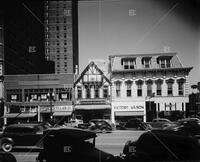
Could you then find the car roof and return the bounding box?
[6,123,43,129]
[44,127,97,140]
[178,118,200,121]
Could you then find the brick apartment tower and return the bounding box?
[44,1,79,74]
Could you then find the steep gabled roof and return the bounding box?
[74,61,111,86]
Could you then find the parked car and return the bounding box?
[36,127,113,162]
[122,129,200,161]
[149,118,174,129]
[0,123,47,152]
[88,119,114,133]
[116,118,152,131]
[164,117,200,138]
[65,119,84,128]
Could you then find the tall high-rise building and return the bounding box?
[44,1,79,74]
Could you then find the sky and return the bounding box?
[78,0,200,86]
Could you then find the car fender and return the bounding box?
[0,137,15,146]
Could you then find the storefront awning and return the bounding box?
[1,113,20,118]
[18,113,37,118]
[75,105,110,110]
[53,111,72,116]
[1,113,37,118]
[115,111,144,116]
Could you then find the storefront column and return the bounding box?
[121,80,126,98]
[162,80,167,96]
[132,81,137,97]
[99,87,103,98]
[143,104,146,122]
[37,105,40,122]
[174,80,178,96]
[111,103,115,123]
[3,105,7,125]
[82,86,86,99]
[184,102,186,118]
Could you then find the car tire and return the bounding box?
[1,142,13,152]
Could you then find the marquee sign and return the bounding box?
[54,105,73,112]
[113,102,145,112]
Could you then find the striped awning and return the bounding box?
[75,105,110,110]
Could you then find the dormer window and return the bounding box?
[157,56,172,68]
[142,57,151,68]
[121,58,136,69]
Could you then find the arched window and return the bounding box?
[177,78,185,96]
[166,79,174,96]
[146,79,153,96]
[155,79,163,96]
[136,80,144,97]
[125,80,133,97]
[115,81,121,97]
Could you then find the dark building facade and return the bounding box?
[1,1,54,75]
[3,74,74,125]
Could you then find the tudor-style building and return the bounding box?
[74,61,111,122]
[109,53,193,123]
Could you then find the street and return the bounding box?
[11,130,145,162]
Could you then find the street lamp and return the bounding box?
[47,92,55,120]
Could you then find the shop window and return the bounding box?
[115,81,121,97]
[6,89,22,102]
[103,86,108,98]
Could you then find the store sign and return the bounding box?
[113,102,145,111]
[54,106,73,112]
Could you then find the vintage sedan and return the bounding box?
[88,119,114,133]
[0,123,47,152]
[122,129,200,161]
[36,127,113,162]
[116,118,152,131]
[164,117,200,138]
